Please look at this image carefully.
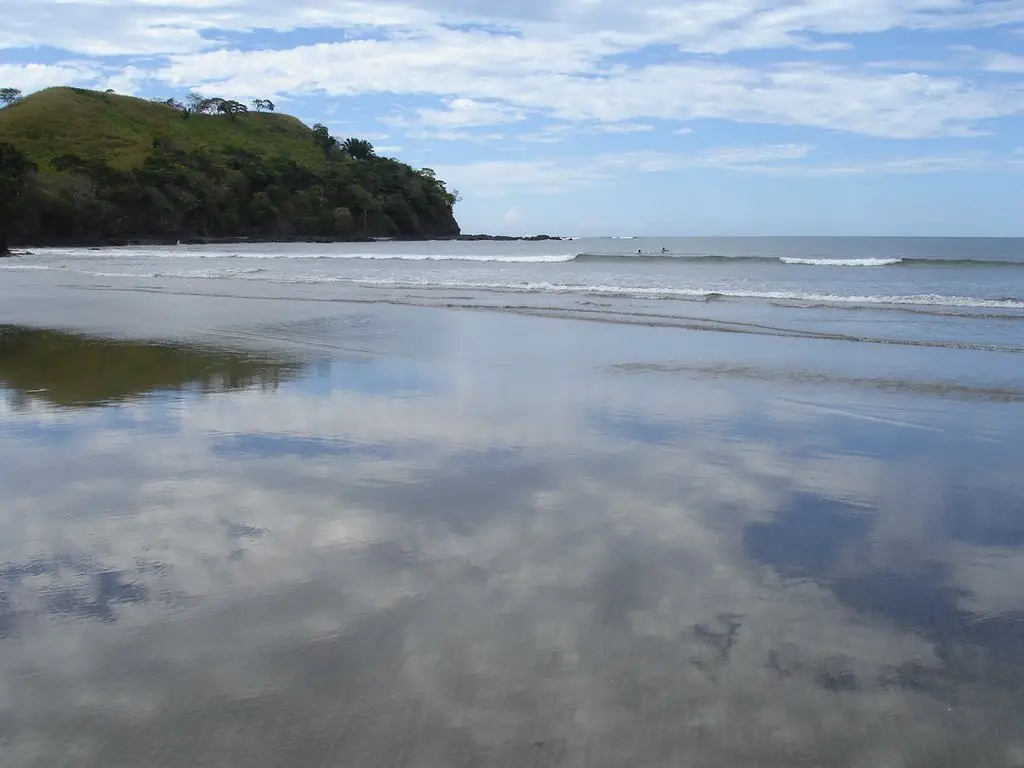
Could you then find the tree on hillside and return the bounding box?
[252,99,275,113]
[341,138,375,160]
[1,88,24,107]
[186,93,206,114]
[0,143,35,254]
[199,97,225,115]
[311,124,338,161]
[217,100,248,120]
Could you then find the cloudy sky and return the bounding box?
[3,0,1024,235]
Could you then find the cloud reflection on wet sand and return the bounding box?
[1,314,1023,767]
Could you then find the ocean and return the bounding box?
[6,236,1023,344]
[1,237,1023,766]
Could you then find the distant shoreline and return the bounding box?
[4,234,567,251]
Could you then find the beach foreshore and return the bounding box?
[2,268,1024,767]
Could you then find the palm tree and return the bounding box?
[311,124,338,161]
[341,138,375,160]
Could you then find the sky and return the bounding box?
[2,0,1024,236]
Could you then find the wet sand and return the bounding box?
[2,276,1024,767]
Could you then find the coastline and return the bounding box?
[4,233,567,251]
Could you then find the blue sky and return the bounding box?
[3,0,1024,236]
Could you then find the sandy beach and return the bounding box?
[2,265,1024,767]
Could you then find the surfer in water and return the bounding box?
[661,247,668,253]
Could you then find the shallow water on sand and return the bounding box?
[1,287,1023,767]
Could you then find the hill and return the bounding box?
[0,88,328,171]
[0,87,460,252]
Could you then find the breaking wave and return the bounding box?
[572,253,1024,267]
[779,257,903,267]
[304,276,1024,310]
[25,246,1024,267]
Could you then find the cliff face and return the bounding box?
[0,87,461,245]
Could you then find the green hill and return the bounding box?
[0,87,460,251]
[0,87,327,171]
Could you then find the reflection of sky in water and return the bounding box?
[1,315,1024,767]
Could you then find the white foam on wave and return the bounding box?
[345,277,1024,310]
[78,267,267,279]
[184,267,266,277]
[0,264,50,270]
[32,262,1024,311]
[780,257,903,267]
[30,246,576,263]
[80,271,144,278]
[188,252,578,263]
[730,290,1023,310]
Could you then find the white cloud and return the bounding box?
[864,59,949,71]
[405,129,507,142]
[388,97,527,128]
[3,0,1024,142]
[436,158,615,196]
[4,0,1024,60]
[438,143,1024,197]
[0,62,99,92]
[597,122,655,134]
[748,151,1024,176]
[950,45,1024,73]
[513,122,657,144]
[438,144,815,196]
[98,65,153,96]
[144,37,1024,138]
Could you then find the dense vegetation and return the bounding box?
[0,87,461,253]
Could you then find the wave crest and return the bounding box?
[779,257,903,267]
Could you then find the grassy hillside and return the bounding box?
[0,87,460,247]
[0,87,325,172]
